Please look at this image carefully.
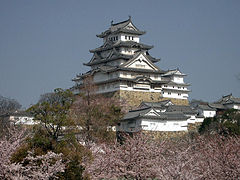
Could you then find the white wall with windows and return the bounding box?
[120,34,140,43]
[162,90,188,99]
[141,119,188,131]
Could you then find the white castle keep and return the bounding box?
[72,17,190,108]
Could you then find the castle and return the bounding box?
[72,17,190,109]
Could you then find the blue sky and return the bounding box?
[0,0,240,108]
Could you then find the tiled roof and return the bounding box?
[166,105,198,115]
[216,94,240,105]
[197,104,216,111]
[165,81,190,86]
[208,103,226,110]
[123,107,188,121]
[89,41,153,53]
[140,100,172,108]
[97,17,145,38]
[161,69,186,77]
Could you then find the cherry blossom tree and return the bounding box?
[0,126,66,179]
[71,76,125,145]
[86,132,240,179]
[9,151,66,180]
[0,125,26,179]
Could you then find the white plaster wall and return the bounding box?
[10,116,37,125]
[96,83,162,94]
[196,117,204,123]
[203,110,216,118]
[233,104,240,110]
[150,74,161,80]
[120,34,139,43]
[162,90,188,99]
[225,104,240,110]
[187,116,197,124]
[173,76,184,83]
[141,119,188,131]
[128,59,154,70]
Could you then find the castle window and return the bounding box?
[125,36,127,40]
[116,36,118,40]
[173,86,175,88]
[168,92,171,95]
[129,36,131,40]
[178,87,181,89]
[132,36,134,40]
[164,85,167,87]
[178,93,181,96]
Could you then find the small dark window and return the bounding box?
[125,36,127,40]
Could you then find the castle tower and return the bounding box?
[72,17,190,108]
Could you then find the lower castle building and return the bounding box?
[72,17,190,109]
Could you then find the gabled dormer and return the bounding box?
[121,52,161,71]
[97,16,146,44]
[162,69,186,84]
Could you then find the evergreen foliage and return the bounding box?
[199,109,240,135]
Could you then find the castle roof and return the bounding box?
[162,69,186,77]
[123,106,188,121]
[139,101,197,115]
[163,81,191,86]
[139,100,173,109]
[197,104,216,111]
[208,103,226,110]
[217,93,240,105]
[96,17,146,38]
[85,50,160,66]
[166,105,197,115]
[90,41,153,53]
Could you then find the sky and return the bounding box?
[0,0,240,108]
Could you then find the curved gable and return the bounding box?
[122,53,160,71]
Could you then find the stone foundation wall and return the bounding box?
[143,130,188,140]
[102,90,189,109]
[188,122,202,132]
